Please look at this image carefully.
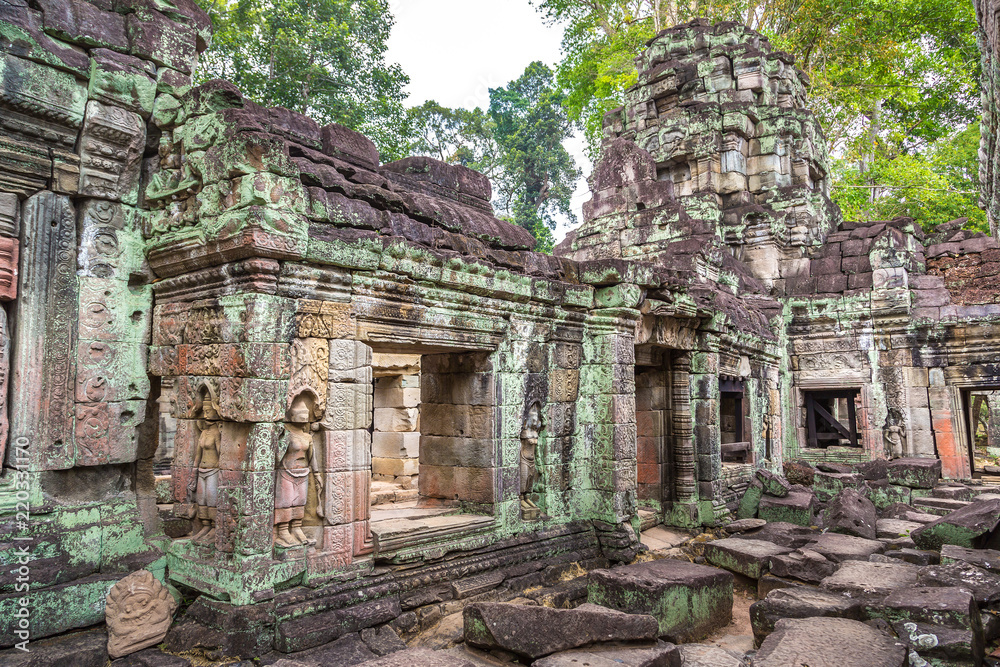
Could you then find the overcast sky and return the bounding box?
[385,0,591,243]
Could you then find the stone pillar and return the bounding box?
[669,351,699,526]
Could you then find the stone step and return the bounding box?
[912,497,970,515]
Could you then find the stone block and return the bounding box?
[704,538,792,579]
[750,587,864,645]
[373,457,419,477]
[754,617,906,667]
[824,488,877,540]
[911,498,1000,550]
[587,559,734,642]
[373,407,419,433]
[757,489,815,526]
[886,457,941,489]
[820,560,919,599]
[372,431,420,459]
[768,549,836,583]
[804,532,885,563]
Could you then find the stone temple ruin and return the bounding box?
[4,2,1000,665]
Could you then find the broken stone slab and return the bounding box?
[823,488,877,540]
[735,478,762,520]
[749,587,864,645]
[279,633,378,666]
[892,620,981,667]
[356,647,477,667]
[734,522,817,548]
[676,644,748,666]
[703,538,792,579]
[724,518,766,533]
[855,459,889,481]
[863,479,911,510]
[941,544,1000,571]
[876,519,923,539]
[531,641,681,667]
[878,549,938,566]
[912,496,972,515]
[463,602,659,660]
[0,627,109,667]
[756,469,791,497]
[754,617,907,667]
[933,484,977,502]
[886,458,942,489]
[869,587,984,666]
[911,498,1000,550]
[816,462,854,474]
[757,490,815,527]
[880,502,939,524]
[767,549,836,583]
[360,626,407,657]
[803,532,885,563]
[812,471,862,502]
[820,560,920,599]
[916,562,1000,606]
[587,559,734,642]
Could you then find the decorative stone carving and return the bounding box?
[78,100,145,204]
[276,392,322,548]
[288,338,329,417]
[188,384,222,545]
[10,193,77,469]
[0,236,18,301]
[105,570,177,659]
[520,401,543,521]
[884,408,907,459]
[0,193,19,238]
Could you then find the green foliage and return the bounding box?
[533,0,984,231]
[194,0,409,159]
[489,62,581,252]
[404,65,580,253]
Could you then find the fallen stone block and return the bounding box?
[855,459,889,481]
[750,587,864,645]
[463,602,658,660]
[911,498,1000,550]
[724,518,766,533]
[735,478,762,520]
[893,620,980,667]
[587,559,733,642]
[356,647,477,667]
[880,502,939,524]
[820,560,920,599]
[532,641,681,667]
[933,484,977,502]
[757,574,805,599]
[878,549,937,566]
[823,488,877,540]
[912,496,971,515]
[676,644,748,666]
[733,521,817,548]
[941,544,1000,571]
[0,628,109,667]
[757,490,815,527]
[768,549,836,583]
[756,469,791,498]
[876,519,923,539]
[703,538,792,579]
[812,471,862,502]
[868,587,984,666]
[886,458,941,489]
[754,617,907,667]
[917,562,1000,606]
[803,532,885,563]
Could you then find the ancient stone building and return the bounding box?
[2,3,1000,661]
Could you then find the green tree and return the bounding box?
[488,62,582,252]
[404,102,503,182]
[195,0,410,159]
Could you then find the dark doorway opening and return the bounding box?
[804,389,861,448]
[720,377,750,463]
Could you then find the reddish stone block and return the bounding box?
[637,435,660,465]
[353,520,372,556]
[637,463,660,485]
[0,237,19,301]
[320,523,353,557]
[322,471,352,525]
[351,470,369,522]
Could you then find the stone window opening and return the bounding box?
[963,388,1000,474]
[804,389,861,448]
[720,377,751,464]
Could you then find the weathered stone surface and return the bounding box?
[886,458,941,489]
[733,522,817,549]
[876,519,923,539]
[754,617,906,667]
[880,503,939,524]
[532,642,681,667]
[916,562,1000,606]
[820,560,920,598]
[756,469,791,497]
[911,498,1000,550]
[823,488,877,540]
[757,490,815,527]
[356,647,477,667]
[676,644,748,666]
[864,480,911,510]
[767,549,836,583]
[892,620,981,666]
[940,544,1000,571]
[105,571,178,659]
[812,471,862,502]
[704,538,791,579]
[360,626,407,657]
[0,628,109,666]
[281,633,378,666]
[871,587,984,665]
[750,587,864,644]
[735,478,762,520]
[111,648,193,666]
[463,602,659,660]
[724,519,766,533]
[588,560,734,642]
[803,532,885,563]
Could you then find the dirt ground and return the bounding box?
[702,577,757,655]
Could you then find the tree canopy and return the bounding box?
[194,0,410,159]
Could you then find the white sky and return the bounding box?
[385,0,592,243]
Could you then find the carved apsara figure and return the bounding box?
[188,387,221,545]
[105,570,177,659]
[275,392,323,548]
[884,408,907,459]
[520,402,543,519]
